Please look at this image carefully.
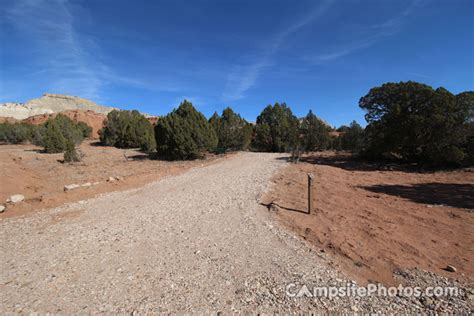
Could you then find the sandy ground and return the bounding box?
[262,152,474,286]
[0,140,227,218]
[1,152,472,313]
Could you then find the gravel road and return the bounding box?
[1,152,470,313]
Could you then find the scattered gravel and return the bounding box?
[0,152,471,313]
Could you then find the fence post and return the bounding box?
[307,173,314,214]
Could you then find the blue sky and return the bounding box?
[1,0,473,127]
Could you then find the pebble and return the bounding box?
[1,153,471,314]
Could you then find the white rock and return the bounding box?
[64,184,80,192]
[81,182,92,187]
[0,205,5,213]
[107,177,116,182]
[7,194,25,203]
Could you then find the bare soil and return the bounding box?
[1,151,471,313]
[0,140,227,218]
[262,152,474,286]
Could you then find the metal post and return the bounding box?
[307,173,314,214]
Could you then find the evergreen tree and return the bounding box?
[99,110,156,152]
[300,110,331,151]
[209,107,252,151]
[253,103,299,152]
[360,81,473,166]
[155,100,218,160]
[42,120,68,153]
[340,121,365,152]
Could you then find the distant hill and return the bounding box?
[0,93,116,120]
[0,94,159,139]
[24,110,107,138]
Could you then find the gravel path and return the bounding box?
[1,152,469,313]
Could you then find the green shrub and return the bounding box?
[63,140,80,162]
[42,120,68,153]
[340,121,365,152]
[252,103,299,152]
[209,107,252,151]
[35,114,90,153]
[77,121,92,138]
[99,110,156,152]
[329,134,342,151]
[0,122,36,144]
[155,100,218,160]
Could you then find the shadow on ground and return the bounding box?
[299,153,394,172]
[360,183,474,209]
[260,202,309,214]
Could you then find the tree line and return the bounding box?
[1,81,472,167]
[0,114,91,162]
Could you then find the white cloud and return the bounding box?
[5,0,103,99]
[3,0,177,102]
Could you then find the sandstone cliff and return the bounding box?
[0,93,116,120]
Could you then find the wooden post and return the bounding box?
[307,173,314,214]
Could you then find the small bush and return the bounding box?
[63,140,80,162]
[99,110,156,152]
[34,114,91,153]
[0,122,37,144]
[42,122,68,153]
[155,100,218,160]
[77,121,92,138]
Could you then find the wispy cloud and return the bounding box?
[222,60,271,101]
[5,0,103,99]
[222,0,334,101]
[3,0,177,102]
[308,0,425,63]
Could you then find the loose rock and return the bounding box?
[64,184,81,192]
[7,194,25,204]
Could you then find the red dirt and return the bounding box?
[0,117,20,124]
[262,152,474,286]
[147,116,159,125]
[0,140,228,219]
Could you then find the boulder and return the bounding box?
[0,205,5,213]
